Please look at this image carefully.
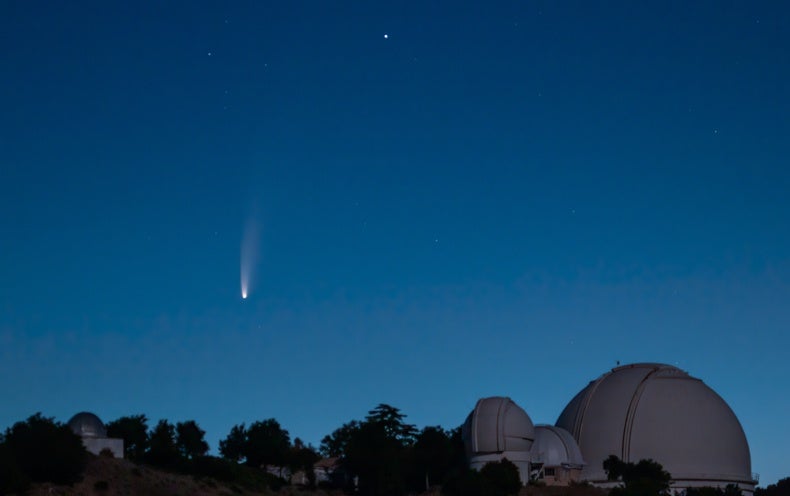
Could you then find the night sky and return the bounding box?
[1,1,788,486]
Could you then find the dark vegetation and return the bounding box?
[756,479,790,496]
[1,407,785,496]
[441,459,522,496]
[318,404,471,495]
[603,455,750,496]
[0,413,88,494]
[685,487,747,496]
[604,455,672,496]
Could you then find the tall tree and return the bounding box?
[320,420,360,457]
[447,427,467,473]
[365,404,417,445]
[344,420,406,496]
[175,420,209,459]
[219,423,248,463]
[288,438,321,486]
[243,419,290,469]
[411,426,455,490]
[147,419,180,468]
[106,414,149,461]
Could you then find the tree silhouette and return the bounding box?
[288,438,321,486]
[2,413,87,485]
[320,420,360,457]
[0,438,30,494]
[146,419,180,468]
[442,468,485,496]
[344,420,406,496]
[480,458,522,496]
[176,420,209,460]
[106,414,149,461]
[411,426,456,491]
[604,455,672,496]
[220,423,248,463]
[756,478,790,496]
[365,404,417,445]
[325,405,443,495]
[243,419,290,469]
[442,459,521,496]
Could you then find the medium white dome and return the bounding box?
[556,363,753,489]
[463,396,535,455]
[462,396,536,485]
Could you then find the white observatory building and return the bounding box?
[462,396,535,483]
[463,363,756,494]
[557,363,755,493]
[68,412,124,458]
[530,425,585,484]
[462,397,585,486]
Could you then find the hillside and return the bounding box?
[22,455,609,496]
[23,456,305,496]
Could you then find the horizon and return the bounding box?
[2,359,779,487]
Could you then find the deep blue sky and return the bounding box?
[1,0,788,486]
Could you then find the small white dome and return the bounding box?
[68,412,107,438]
[531,425,584,468]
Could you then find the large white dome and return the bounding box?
[556,363,753,490]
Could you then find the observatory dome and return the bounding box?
[462,396,535,484]
[531,425,584,468]
[556,363,753,490]
[68,412,107,438]
[463,396,535,455]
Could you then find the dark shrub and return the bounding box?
[0,440,31,494]
[3,413,87,485]
[480,458,522,496]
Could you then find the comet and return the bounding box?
[240,215,259,300]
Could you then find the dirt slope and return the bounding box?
[25,456,276,496]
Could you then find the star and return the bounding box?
[384,34,388,39]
